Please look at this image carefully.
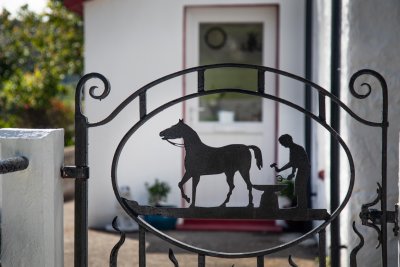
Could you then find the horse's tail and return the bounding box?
[248,145,263,170]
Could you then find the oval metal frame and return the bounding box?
[109,89,354,257]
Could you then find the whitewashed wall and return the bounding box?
[342,1,400,266]
[84,0,306,228]
[0,129,64,267]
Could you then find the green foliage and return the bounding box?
[145,179,171,205]
[277,176,295,201]
[0,1,82,145]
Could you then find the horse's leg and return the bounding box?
[220,172,235,207]
[178,172,191,203]
[189,175,200,208]
[239,169,254,208]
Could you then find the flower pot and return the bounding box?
[144,205,177,230]
[144,215,177,230]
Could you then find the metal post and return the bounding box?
[198,254,205,267]
[305,0,314,231]
[139,226,146,267]
[330,0,342,266]
[72,72,110,267]
[75,110,89,267]
[257,256,264,267]
[381,80,389,266]
[319,229,327,267]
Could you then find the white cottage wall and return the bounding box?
[342,1,400,266]
[84,0,306,228]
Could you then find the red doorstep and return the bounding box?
[177,219,282,232]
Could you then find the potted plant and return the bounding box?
[145,179,171,206]
[277,176,295,206]
[144,179,177,230]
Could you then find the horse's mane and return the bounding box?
[181,122,201,144]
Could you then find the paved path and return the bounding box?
[64,201,318,266]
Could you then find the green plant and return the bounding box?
[277,176,295,201]
[0,1,83,145]
[145,179,171,205]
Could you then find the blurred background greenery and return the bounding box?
[0,0,82,145]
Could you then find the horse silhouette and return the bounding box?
[160,119,263,208]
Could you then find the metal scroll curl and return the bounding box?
[109,217,126,267]
[350,221,365,267]
[75,72,111,120]
[359,183,383,248]
[169,249,179,267]
[288,255,298,267]
[349,69,387,99]
[348,178,392,267]
[348,69,388,124]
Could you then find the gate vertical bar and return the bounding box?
[318,229,326,267]
[257,256,264,267]
[139,226,146,267]
[304,0,314,232]
[318,94,326,121]
[139,93,147,119]
[198,70,205,92]
[381,77,388,266]
[75,106,89,267]
[330,0,342,266]
[257,70,265,93]
[198,254,205,267]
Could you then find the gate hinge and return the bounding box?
[360,207,398,227]
[359,183,399,239]
[360,208,382,225]
[61,166,89,179]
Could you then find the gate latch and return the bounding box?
[61,166,89,179]
[359,183,399,243]
[360,205,398,235]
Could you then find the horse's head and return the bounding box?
[159,119,187,140]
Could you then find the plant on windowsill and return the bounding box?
[144,179,176,230]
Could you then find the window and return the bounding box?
[199,23,263,122]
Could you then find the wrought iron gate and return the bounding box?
[62,64,399,266]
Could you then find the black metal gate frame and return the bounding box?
[65,63,398,267]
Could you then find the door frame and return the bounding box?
[182,5,281,209]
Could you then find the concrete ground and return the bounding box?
[64,200,318,266]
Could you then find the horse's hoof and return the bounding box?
[247,203,254,208]
[219,203,226,208]
[189,204,196,208]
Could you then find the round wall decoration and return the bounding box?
[204,27,227,50]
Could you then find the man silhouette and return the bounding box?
[271,134,310,209]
